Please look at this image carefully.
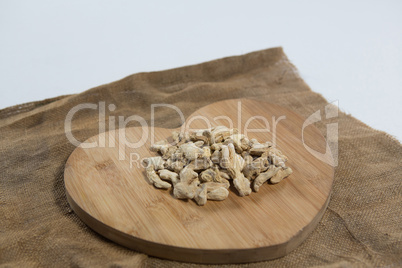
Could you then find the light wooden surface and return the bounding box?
[64,99,334,264]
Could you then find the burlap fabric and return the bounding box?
[1,47,400,267]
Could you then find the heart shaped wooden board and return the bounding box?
[64,98,334,264]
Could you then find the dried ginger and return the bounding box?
[143,126,292,206]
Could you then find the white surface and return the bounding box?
[1,1,401,141]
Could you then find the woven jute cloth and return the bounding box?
[0,47,401,267]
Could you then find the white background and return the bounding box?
[1,1,401,141]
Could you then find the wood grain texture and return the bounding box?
[64,99,334,264]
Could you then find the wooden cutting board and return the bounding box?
[64,98,334,264]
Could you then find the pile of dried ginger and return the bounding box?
[143,126,292,206]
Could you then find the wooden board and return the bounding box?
[64,98,334,264]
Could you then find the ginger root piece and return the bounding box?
[170,151,184,162]
[171,131,181,144]
[143,156,165,170]
[161,146,178,160]
[218,169,231,181]
[253,165,281,192]
[146,164,171,189]
[190,129,210,145]
[243,153,270,180]
[150,140,169,153]
[202,147,211,158]
[210,143,223,151]
[203,181,229,190]
[242,162,261,180]
[194,141,204,147]
[212,166,230,188]
[228,134,245,153]
[173,166,199,199]
[188,157,213,172]
[269,147,288,161]
[207,186,229,201]
[270,167,293,184]
[240,137,251,152]
[249,140,273,156]
[220,145,230,169]
[172,131,190,146]
[210,149,221,164]
[267,148,288,168]
[158,169,179,185]
[254,153,270,172]
[179,142,204,161]
[209,126,237,144]
[199,168,215,183]
[197,182,230,201]
[270,154,286,168]
[199,167,230,188]
[194,184,208,206]
[194,180,229,205]
[164,159,184,173]
[174,182,196,199]
[225,143,251,196]
[233,176,251,197]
